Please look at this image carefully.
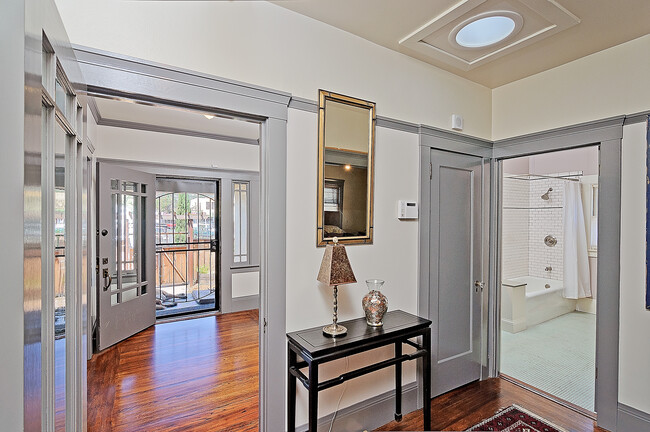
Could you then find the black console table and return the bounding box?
[286,310,432,431]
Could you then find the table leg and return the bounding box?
[288,346,297,432]
[422,329,431,431]
[395,341,402,421]
[308,361,319,432]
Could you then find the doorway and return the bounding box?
[87,92,264,430]
[498,146,599,414]
[154,178,220,318]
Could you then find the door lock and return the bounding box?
[474,280,485,292]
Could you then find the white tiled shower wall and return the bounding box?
[502,173,581,282]
[528,178,566,281]
[502,178,528,280]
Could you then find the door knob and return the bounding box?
[474,281,485,292]
[102,268,113,291]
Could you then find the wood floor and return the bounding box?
[376,378,607,432]
[89,310,605,432]
[88,310,259,432]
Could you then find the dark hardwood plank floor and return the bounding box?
[376,378,607,432]
[88,310,259,432]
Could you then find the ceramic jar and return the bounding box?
[362,279,388,326]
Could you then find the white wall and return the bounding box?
[493,35,650,140]
[286,108,420,424]
[96,126,260,172]
[0,0,25,429]
[619,121,650,414]
[232,272,259,298]
[54,0,492,140]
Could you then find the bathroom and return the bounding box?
[499,146,599,413]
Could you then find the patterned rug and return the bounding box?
[466,405,568,432]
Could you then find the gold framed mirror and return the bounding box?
[317,90,376,246]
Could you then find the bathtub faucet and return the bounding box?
[545,266,553,272]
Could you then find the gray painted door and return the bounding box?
[97,163,156,351]
[428,149,484,396]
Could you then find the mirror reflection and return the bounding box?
[318,90,375,246]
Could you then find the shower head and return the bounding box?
[541,187,553,200]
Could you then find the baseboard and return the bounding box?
[231,294,259,312]
[618,403,650,432]
[295,381,419,432]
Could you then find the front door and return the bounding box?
[96,163,156,351]
[428,149,484,396]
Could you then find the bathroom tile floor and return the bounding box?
[500,311,596,412]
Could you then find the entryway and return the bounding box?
[498,146,599,414]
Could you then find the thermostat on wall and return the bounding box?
[398,200,418,220]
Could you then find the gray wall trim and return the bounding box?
[288,96,422,136]
[72,44,291,108]
[73,45,290,122]
[95,116,260,146]
[492,116,625,157]
[231,294,260,313]
[259,117,287,432]
[87,95,101,124]
[288,96,318,113]
[623,111,650,126]
[419,126,493,158]
[295,382,418,432]
[618,403,650,432]
[420,124,493,148]
[231,265,260,273]
[377,116,420,135]
[596,138,622,432]
[96,157,260,180]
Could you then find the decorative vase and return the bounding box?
[362,279,388,327]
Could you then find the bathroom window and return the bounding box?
[589,184,598,252]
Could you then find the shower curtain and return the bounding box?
[563,182,591,299]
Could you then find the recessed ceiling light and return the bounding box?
[450,11,523,50]
[204,114,215,119]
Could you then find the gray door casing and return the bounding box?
[96,162,156,351]
[427,149,485,396]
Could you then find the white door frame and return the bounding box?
[73,45,290,432]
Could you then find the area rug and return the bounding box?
[466,405,568,432]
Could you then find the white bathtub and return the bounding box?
[501,276,576,333]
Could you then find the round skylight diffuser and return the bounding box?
[450,11,523,49]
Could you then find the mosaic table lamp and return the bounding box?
[317,237,356,337]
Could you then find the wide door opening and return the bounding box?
[499,146,599,415]
[87,93,263,430]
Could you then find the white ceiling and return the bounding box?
[92,96,261,141]
[273,0,650,88]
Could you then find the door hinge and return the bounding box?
[263,318,268,333]
[429,162,432,180]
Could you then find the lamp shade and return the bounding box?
[317,239,357,286]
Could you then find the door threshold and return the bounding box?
[499,373,597,421]
[156,310,222,324]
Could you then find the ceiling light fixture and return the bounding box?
[204,114,215,119]
[450,11,523,49]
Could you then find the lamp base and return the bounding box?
[322,323,347,337]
